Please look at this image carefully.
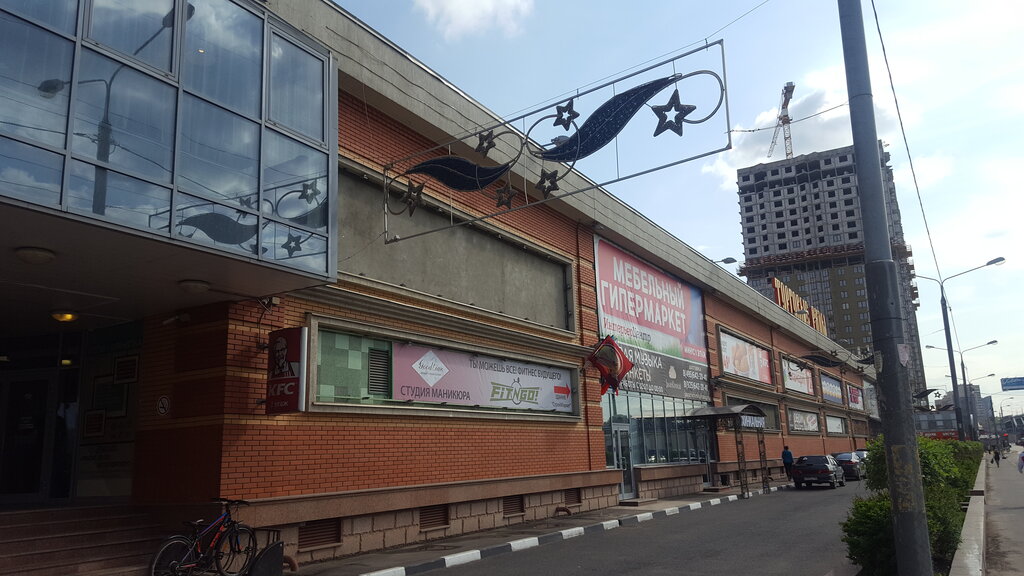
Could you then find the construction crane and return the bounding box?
[767,82,795,159]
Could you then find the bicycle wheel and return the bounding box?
[150,535,195,576]
[215,524,257,576]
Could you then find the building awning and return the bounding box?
[686,404,766,419]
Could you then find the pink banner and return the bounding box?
[392,344,573,413]
[848,386,864,410]
[594,238,707,363]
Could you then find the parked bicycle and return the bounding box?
[150,498,258,576]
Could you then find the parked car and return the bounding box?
[831,452,865,480]
[792,454,846,488]
[854,449,868,462]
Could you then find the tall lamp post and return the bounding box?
[999,398,1015,443]
[918,257,1005,440]
[925,340,998,441]
[966,373,995,439]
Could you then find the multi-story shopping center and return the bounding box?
[0,1,878,572]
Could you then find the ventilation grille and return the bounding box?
[298,518,340,550]
[420,505,449,530]
[503,495,525,517]
[564,488,582,506]
[368,348,391,397]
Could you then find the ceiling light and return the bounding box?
[51,311,79,322]
[15,246,56,264]
[178,279,210,294]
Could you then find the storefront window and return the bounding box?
[317,330,392,404]
[604,391,709,466]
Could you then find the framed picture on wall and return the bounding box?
[92,374,127,418]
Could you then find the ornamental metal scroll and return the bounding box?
[381,40,731,244]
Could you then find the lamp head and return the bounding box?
[37,79,67,98]
[987,257,1006,266]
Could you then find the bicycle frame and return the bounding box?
[174,510,235,572]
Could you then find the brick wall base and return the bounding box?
[281,483,620,566]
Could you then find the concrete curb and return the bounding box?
[360,487,787,576]
[949,459,986,576]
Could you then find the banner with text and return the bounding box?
[848,385,864,411]
[392,343,573,413]
[782,358,814,396]
[594,238,709,401]
[720,331,772,384]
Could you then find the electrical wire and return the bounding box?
[729,101,849,134]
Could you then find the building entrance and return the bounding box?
[0,370,61,503]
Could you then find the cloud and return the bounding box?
[412,0,534,42]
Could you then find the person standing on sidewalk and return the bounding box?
[1017,451,1024,474]
[782,446,794,480]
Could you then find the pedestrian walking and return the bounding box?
[782,445,794,480]
[993,449,1001,468]
[1018,451,1024,474]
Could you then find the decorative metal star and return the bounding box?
[495,181,515,209]
[239,196,255,210]
[535,168,559,198]
[299,181,321,203]
[651,89,696,137]
[402,181,424,216]
[282,233,302,257]
[475,130,496,156]
[553,99,580,131]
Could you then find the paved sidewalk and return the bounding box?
[295,480,792,576]
[984,446,1024,576]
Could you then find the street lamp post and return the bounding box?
[918,257,1005,441]
[926,340,998,441]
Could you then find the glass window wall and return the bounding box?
[604,391,709,466]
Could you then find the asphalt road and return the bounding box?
[440,480,869,576]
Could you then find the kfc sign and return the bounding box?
[266,327,308,414]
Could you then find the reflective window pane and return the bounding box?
[0,0,77,35]
[0,136,63,206]
[263,130,328,233]
[73,50,176,183]
[269,34,323,140]
[68,160,170,229]
[176,193,259,256]
[0,13,74,148]
[179,95,259,207]
[89,0,175,72]
[184,0,262,117]
[261,220,327,273]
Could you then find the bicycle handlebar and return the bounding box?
[212,498,250,506]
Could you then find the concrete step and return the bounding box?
[0,524,166,556]
[0,536,162,575]
[0,512,154,541]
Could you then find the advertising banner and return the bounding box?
[782,358,814,396]
[848,385,864,411]
[826,415,846,434]
[392,343,573,413]
[594,238,709,401]
[266,327,308,414]
[720,332,772,384]
[1001,377,1024,391]
[821,373,843,405]
[788,408,819,432]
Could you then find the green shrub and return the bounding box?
[842,436,981,575]
[841,493,897,576]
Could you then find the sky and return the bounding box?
[334,0,1024,417]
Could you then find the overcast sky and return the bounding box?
[335,0,1024,416]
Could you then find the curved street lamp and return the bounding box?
[918,257,1005,440]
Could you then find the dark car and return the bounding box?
[831,452,865,480]
[792,454,846,488]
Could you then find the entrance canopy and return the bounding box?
[685,404,767,429]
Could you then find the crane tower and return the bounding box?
[767,82,795,159]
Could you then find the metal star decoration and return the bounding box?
[282,233,302,257]
[495,181,515,209]
[475,130,496,156]
[651,88,696,137]
[298,181,320,203]
[402,182,424,216]
[535,168,559,198]
[553,99,580,130]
